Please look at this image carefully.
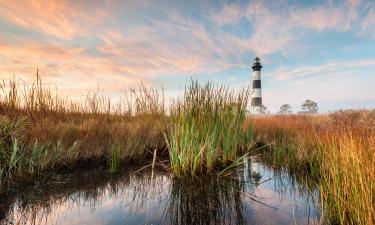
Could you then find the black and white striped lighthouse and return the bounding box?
[251,57,262,114]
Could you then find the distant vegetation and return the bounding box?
[0,74,373,224]
[301,99,319,113]
[278,99,319,115]
[278,103,292,114]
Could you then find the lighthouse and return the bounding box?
[251,57,262,114]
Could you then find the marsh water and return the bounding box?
[0,158,319,225]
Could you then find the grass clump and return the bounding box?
[167,81,251,176]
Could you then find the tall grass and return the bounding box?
[1,75,254,182]
[318,111,374,225]
[0,75,166,186]
[251,111,375,225]
[167,81,252,176]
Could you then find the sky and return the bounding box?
[0,0,374,113]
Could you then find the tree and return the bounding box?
[278,104,292,115]
[301,99,318,114]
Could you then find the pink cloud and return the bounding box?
[210,4,242,26]
[361,7,375,38]
[0,40,141,96]
[291,7,347,32]
[96,13,241,76]
[0,9,242,96]
[0,0,109,39]
[290,0,363,32]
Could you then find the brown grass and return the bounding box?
[0,75,167,185]
[251,111,375,225]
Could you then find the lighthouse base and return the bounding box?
[251,106,263,115]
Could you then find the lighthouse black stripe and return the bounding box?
[251,97,262,106]
[252,80,261,88]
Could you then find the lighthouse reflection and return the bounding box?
[0,158,319,225]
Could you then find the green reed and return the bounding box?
[167,81,251,176]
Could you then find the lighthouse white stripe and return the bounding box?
[252,71,261,80]
[253,88,262,97]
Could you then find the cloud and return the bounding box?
[210,0,372,56]
[0,4,244,97]
[361,6,375,38]
[0,40,141,95]
[244,2,294,56]
[268,59,375,81]
[209,4,242,26]
[208,1,293,56]
[96,12,242,76]
[290,0,365,32]
[0,0,109,39]
[0,10,243,95]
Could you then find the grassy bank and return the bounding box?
[251,111,375,225]
[0,76,167,185]
[0,76,251,184]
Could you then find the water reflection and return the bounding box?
[166,176,244,225]
[0,158,320,225]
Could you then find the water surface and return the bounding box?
[0,158,319,225]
